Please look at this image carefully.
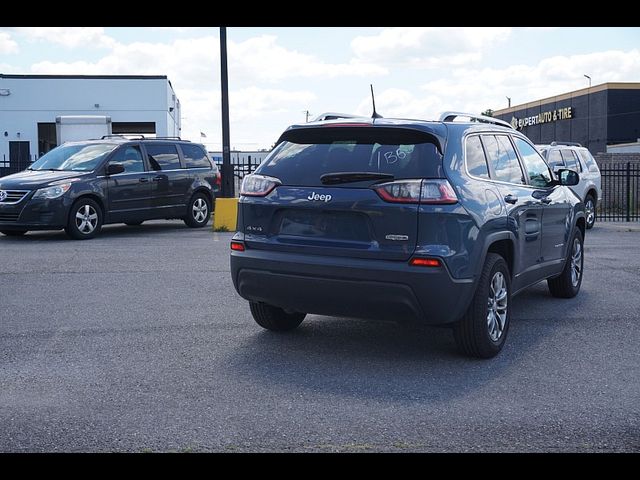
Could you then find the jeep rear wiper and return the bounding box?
[320,172,394,185]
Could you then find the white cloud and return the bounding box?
[353,49,640,121]
[351,27,511,67]
[229,35,387,82]
[0,32,18,54]
[14,27,116,49]
[27,32,383,149]
[452,49,640,112]
[178,86,316,149]
[354,87,448,120]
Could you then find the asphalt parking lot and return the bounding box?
[0,221,638,452]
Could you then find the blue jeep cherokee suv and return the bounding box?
[230,112,585,358]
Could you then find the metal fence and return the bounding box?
[598,162,640,222]
[214,156,262,196]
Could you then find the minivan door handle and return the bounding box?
[139,177,149,183]
[152,176,163,182]
[504,194,518,204]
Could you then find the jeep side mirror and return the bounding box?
[106,163,125,176]
[558,169,579,186]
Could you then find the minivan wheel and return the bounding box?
[65,198,103,240]
[585,195,596,229]
[184,193,210,228]
[1,230,27,236]
[249,302,306,332]
[547,228,584,298]
[454,253,511,359]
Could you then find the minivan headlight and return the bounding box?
[32,183,72,200]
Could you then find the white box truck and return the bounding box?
[56,115,112,144]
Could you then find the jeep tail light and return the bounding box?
[215,171,222,190]
[409,257,441,267]
[230,241,245,251]
[420,179,458,204]
[373,179,458,204]
[373,180,422,203]
[240,174,281,197]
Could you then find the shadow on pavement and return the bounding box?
[225,310,557,404]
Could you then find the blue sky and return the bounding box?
[1,27,639,149]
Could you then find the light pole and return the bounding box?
[584,74,591,87]
[220,27,233,197]
[506,96,511,108]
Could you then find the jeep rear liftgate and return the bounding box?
[238,126,446,261]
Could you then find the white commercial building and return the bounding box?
[0,74,181,174]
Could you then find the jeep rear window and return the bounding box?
[255,127,443,186]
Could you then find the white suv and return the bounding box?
[537,142,602,229]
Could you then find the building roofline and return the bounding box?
[494,82,640,115]
[0,74,169,81]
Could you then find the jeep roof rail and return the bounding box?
[439,111,514,129]
[550,141,582,147]
[312,112,363,122]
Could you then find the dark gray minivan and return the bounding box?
[0,137,220,239]
[230,113,586,358]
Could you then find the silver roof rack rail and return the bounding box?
[439,111,514,129]
[550,141,582,147]
[312,112,362,122]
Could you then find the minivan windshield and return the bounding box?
[256,127,443,187]
[30,143,117,172]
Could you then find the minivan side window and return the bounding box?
[482,135,524,184]
[145,144,181,171]
[513,137,553,188]
[109,145,144,173]
[181,144,212,169]
[465,135,490,179]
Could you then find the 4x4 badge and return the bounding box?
[385,234,409,241]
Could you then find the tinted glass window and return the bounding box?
[482,135,524,184]
[560,149,579,171]
[109,145,144,173]
[145,144,181,171]
[256,127,443,186]
[181,144,212,169]
[547,149,563,168]
[514,137,553,187]
[465,135,489,178]
[578,149,600,173]
[30,143,116,172]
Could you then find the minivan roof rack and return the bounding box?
[152,136,186,141]
[551,141,582,147]
[101,134,146,140]
[439,111,514,129]
[312,112,363,122]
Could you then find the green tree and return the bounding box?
[481,109,494,117]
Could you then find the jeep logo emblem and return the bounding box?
[307,192,332,203]
[0,190,7,202]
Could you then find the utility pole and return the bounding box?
[220,27,233,197]
[303,110,311,122]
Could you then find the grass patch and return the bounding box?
[214,225,230,232]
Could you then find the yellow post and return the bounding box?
[213,197,238,231]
